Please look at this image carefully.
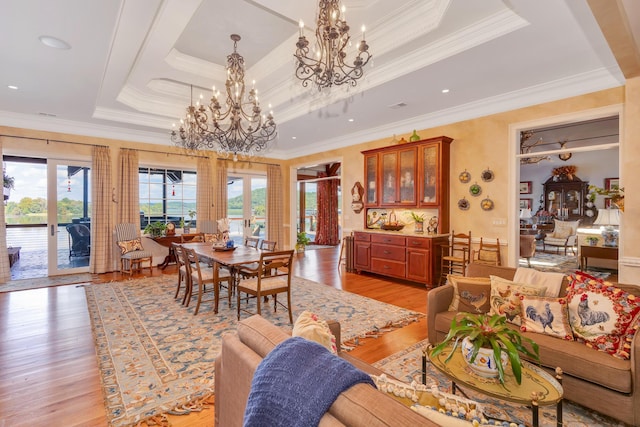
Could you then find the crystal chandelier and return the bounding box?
[294,0,371,90]
[171,34,277,160]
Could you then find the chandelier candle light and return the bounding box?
[171,34,277,161]
[294,0,371,90]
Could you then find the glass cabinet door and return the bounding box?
[364,154,378,206]
[398,148,416,204]
[565,190,581,215]
[381,152,398,205]
[419,144,439,206]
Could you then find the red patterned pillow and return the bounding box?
[117,238,143,255]
[566,272,640,359]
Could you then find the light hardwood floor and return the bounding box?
[0,247,427,426]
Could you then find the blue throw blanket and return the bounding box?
[243,337,375,427]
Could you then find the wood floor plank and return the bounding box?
[0,247,427,426]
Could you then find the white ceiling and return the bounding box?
[0,0,631,160]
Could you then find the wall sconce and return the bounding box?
[558,141,572,161]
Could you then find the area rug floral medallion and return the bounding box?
[374,340,625,427]
[84,275,421,427]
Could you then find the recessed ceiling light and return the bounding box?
[292,136,297,140]
[441,89,450,93]
[348,118,355,122]
[7,85,18,90]
[39,35,71,50]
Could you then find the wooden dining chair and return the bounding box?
[244,236,260,248]
[471,237,501,266]
[236,250,295,323]
[172,243,191,305]
[259,240,277,251]
[183,247,232,315]
[439,230,471,286]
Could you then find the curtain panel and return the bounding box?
[0,137,10,283]
[117,148,140,224]
[196,156,215,230]
[90,146,113,273]
[214,161,228,231]
[315,175,340,245]
[266,165,284,248]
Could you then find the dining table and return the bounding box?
[181,242,263,284]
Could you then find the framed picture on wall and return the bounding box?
[519,181,532,194]
[605,177,620,191]
[519,198,532,209]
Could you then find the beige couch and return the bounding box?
[427,263,640,426]
[215,315,435,427]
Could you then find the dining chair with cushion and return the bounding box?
[115,223,153,276]
[244,236,260,248]
[172,243,190,305]
[542,219,580,255]
[183,246,232,315]
[236,249,295,323]
[471,237,501,266]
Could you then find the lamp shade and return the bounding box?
[520,208,532,220]
[594,208,620,226]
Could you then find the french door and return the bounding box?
[226,173,267,246]
[47,160,91,275]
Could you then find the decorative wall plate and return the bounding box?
[469,183,482,196]
[481,197,494,211]
[481,168,494,182]
[458,170,471,183]
[458,198,470,210]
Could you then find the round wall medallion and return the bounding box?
[481,168,494,182]
[458,198,470,210]
[481,198,494,211]
[469,183,482,196]
[459,170,471,183]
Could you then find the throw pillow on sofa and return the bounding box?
[519,295,573,340]
[292,311,338,354]
[513,267,565,297]
[489,276,547,326]
[566,272,640,360]
[447,275,491,314]
[117,238,143,254]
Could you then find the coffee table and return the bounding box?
[426,345,563,427]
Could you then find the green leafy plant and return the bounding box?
[586,236,599,245]
[430,313,540,385]
[409,211,425,223]
[296,231,311,246]
[144,222,167,237]
[3,172,15,189]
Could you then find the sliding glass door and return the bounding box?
[227,173,267,246]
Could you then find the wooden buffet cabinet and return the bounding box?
[353,231,448,287]
[362,135,452,233]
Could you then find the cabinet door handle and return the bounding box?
[383,265,390,269]
[383,250,390,254]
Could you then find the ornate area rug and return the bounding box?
[1,272,93,293]
[373,340,624,427]
[84,275,421,427]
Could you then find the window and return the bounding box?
[139,167,196,228]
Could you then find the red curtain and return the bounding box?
[315,175,339,245]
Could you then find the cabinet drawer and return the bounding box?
[371,258,406,277]
[406,237,431,249]
[371,234,406,246]
[354,232,371,242]
[371,243,405,261]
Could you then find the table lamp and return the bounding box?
[520,208,532,226]
[594,208,620,247]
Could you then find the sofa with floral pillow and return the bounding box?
[427,263,640,426]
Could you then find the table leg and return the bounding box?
[555,367,563,427]
[421,351,427,385]
[531,392,540,427]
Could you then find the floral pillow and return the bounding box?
[519,295,573,340]
[117,238,143,255]
[204,233,219,243]
[489,276,547,326]
[447,276,491,314]
[292,311,337,354]
[566,272,640,359]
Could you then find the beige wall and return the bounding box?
[2,85,637,282]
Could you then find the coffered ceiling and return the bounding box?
[0,0,632,159]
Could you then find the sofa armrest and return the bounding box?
[327,320,342,354]
[426,284,454,344]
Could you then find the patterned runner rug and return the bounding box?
[373,340,624,427]
[84,275,422,427]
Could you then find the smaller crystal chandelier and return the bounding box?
[171,34,277,160]
[294,0,371,90]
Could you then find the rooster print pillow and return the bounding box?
[567,272,640,360]
[520,296,573,340]
[489,276,547,326]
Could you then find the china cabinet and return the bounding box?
[543,176,588,222]
[362,136,452,233]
